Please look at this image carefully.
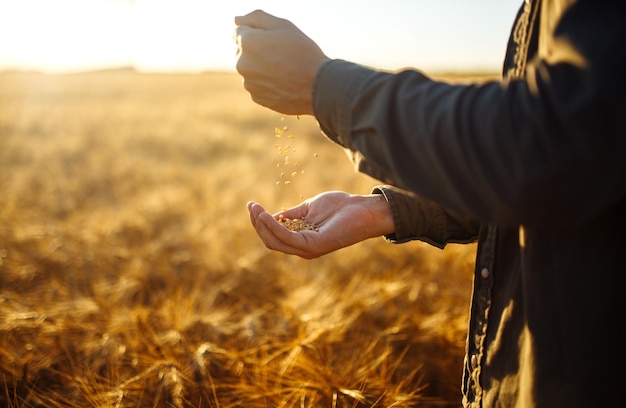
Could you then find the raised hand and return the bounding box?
[247,191,395,259]
[234,10,330,115]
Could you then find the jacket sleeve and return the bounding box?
[372,185,480,248]
[312,2,626,228]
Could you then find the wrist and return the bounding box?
[303,56,330,115]
[367,193,395,236]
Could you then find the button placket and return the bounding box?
[463,224,498,405]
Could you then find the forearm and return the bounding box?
[314,55,626,228]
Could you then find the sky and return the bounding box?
[0,0,523,74]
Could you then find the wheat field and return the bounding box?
[0,69,481,407]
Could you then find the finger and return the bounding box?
[234,9,264,26]
[272,205,308,222]
[247,200,263,214]
[247,201,257,229]
[233,26,266,77]
[248,203,297,249]
[232,25,244,49]
[257,212,323,259]
[248,201,321,258]
[234,9,285,29]
[247,201,265,230]
[233,25,257,53]
[258,211,301,247]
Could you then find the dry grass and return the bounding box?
[0,69,481,407]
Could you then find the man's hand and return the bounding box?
[234,10,330,115]
[247,191,395,259]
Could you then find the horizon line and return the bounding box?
[0,64,501,77]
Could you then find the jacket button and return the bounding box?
[480,268,490,279]
[471,354,479,369]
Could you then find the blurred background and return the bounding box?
[0,1,519,407]
[1,0,521,74]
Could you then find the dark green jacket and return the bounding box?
[313,0,626,406]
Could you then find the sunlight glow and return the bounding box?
[0,0,238,72]
[0,0,522,73]
[0,0,133,72]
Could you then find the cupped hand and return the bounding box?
[234,9,330,115]
[247,191,395,259]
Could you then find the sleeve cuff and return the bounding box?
[371,185,449,249]
[371,185,425,244]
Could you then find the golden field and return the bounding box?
[0,69,481,407]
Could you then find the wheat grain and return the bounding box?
[278,215,319,232]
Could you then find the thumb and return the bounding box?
[235,9,287,29]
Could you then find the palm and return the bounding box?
[247,191,393,259]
